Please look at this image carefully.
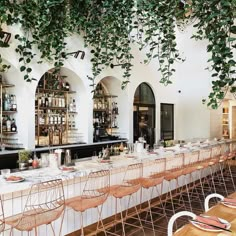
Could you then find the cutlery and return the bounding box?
[189,219,232,232]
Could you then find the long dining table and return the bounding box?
[174,192,236,236]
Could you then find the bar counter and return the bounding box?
[0,139,127,169]
[0,139,233,235]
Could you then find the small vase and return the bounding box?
[19,162,28,171]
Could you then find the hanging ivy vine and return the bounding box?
[191,0,236,108]
[70,0,135,90]
[0,0,235,108]
[136,0,184,86]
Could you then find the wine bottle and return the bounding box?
[6,116,11,132]
[11,118,17,132]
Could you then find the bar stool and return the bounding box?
[139,158,167,234]
[0,195,4,233]
[163,153,186,218]
[5,179,65,236]
[107,162,144,236]
[209,144,229,195]
[65,169,110,236]
[222,141,236,193]
[193,147,214,201]
[181,150,202,213]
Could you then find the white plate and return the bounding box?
[221,201,236,208]
[190,217,231,232]
[5,177,25,183]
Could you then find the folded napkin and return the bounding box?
[222,198,236,206]
[148,152,158,154]
[195,215,227,229]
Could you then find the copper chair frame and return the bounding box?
[107,162,144,236]
[65,169,110,236]
[5,179,65,236]
[0,195,4,234]
[139,158,167,235]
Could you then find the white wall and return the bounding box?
[0,22,225,148]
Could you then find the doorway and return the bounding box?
[133,83,155,146]
[160,103,174,140]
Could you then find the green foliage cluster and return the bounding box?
[191,0,236,108]
[0,0,235,108]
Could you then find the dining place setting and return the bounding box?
[171,192,236,236]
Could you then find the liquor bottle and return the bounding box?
[73,99,76,112]
[45,94,49,107]
[69,97,73,112]
[65,82,70,91]
[3,93,9,111]
[2,117,7,132]
[61,112,66,125]
[11,118,17,132]
[115,102,118,114]
[112,102,116,114]
[6,116,11,132]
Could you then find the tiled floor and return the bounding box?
[67,166,236,236]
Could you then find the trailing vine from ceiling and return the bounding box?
[0,0,235,108]
[191,0,236,108]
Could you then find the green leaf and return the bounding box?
[20,66,26,72]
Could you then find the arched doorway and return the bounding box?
[133,83,155,146]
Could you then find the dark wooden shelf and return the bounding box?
[38,88,76,94]
[2,131,18,135]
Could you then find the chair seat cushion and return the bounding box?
[109,184,141,198]
[65,194,107,212]
[5,208,63,231]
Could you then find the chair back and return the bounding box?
[82,169,110,204]
[199,148,211,162]
[143,158,166,178]
[231,141,236,153]
[183,151,199,166]
[123,163,142,186]
[22,179,65,229]
[166,153,184,171]
[221,142,230,156]
[0,195,4,233]
[167,211,196,236]
[204,193,224,211]
[211,145,221,158]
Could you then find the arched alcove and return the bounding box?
[35,67,88,147]
[92,76,129,142]
[133,82,156,146]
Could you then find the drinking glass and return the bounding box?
[92,151,98,161]
[1,169,10,178]
[127,143,134,154]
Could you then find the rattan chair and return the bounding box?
[5,179,65,236]
[0,195,4,234]
[107,162,144,236]
[65,169,110,236]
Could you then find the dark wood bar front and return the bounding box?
[0,140,127,170]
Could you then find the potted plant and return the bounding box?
[18,150,31,170]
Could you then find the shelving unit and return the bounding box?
[0,82,19,149]
[93,83,119,142]
[222,104,230,139]
[35,72,79,147]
